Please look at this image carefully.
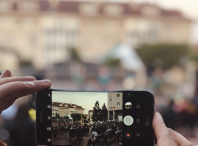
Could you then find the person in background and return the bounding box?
[0,70,194,146]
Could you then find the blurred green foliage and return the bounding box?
[69,48,81,62]
[189,52,198,64]
[71,113,86,121]
[136,44,189,70]
[19,60,33,67]
[105,58,121,66]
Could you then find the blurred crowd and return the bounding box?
[0,65,198,145]
[52,123,122,145]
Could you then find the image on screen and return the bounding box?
[52,91,123,146]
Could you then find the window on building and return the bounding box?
[141,6,160,17]
[65,105,68,107]
[73,106,76,108]
[79,3,98,15]
[59,104,62,106]
[110,96,112,102]
[117,102,120,106]
[110,104,112,108]
[104,4,124,15]
[18,1,39,12]
[0,1,11,12]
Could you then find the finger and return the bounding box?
[152,112,177,146]
[0,139,6,146]
[0,70,11,79]
[0,76,36,86]
[170,129,193,146]
[0,80,51,112]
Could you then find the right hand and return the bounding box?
[152,112,193,146]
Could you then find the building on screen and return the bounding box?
[107,92,123,122]
[88,110,94,123]
[52,102,85,118]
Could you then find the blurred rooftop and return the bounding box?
[0,0,191,21]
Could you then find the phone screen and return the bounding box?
[51,91,123,146]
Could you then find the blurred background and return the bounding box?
[0,0,198,145]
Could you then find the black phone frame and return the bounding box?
[36,88,155,146]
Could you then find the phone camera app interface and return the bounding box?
[52,92,123,146]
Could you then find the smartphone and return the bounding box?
[36,89,155,146]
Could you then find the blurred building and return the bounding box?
[0,0,192,70]
[52,102,84,118]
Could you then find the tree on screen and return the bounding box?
[71,113,81,121]
[92,101,103,122]
[101,103,108,121]
[56,113,60,118]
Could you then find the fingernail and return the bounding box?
[1,70,8,77]
[156,112,163,121]
[23,82,35,87]
[24,76,36,80]
[41,79,51,84]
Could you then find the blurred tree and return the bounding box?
[105,58,121,66]
[189,52,198,64]
[136,44,189,70]
[19,60,33,67]
[69,48,81,62]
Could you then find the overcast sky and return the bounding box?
[52,91,108,114]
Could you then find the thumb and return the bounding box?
[152,112,177,146]
[0,140,6,146]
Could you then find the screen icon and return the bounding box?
[136,133,140,137]
[47,116,51,120]
[47,127,51,131]
[136,105,140,108]
[125,131,132,139]
[136,119,140,123]
[47,105,51,108]
[125,102,132,109]
[47,138,51,142]
[145,122,150,126]
[124,116,134,126]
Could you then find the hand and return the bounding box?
[0,70,51,146]
[152,112,193,146]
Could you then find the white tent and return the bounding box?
[105,44,145,72]
[104,44,147,89]
[64,114,72,119]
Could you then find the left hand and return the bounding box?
[0,70,51,146]
[0,70,51,114]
